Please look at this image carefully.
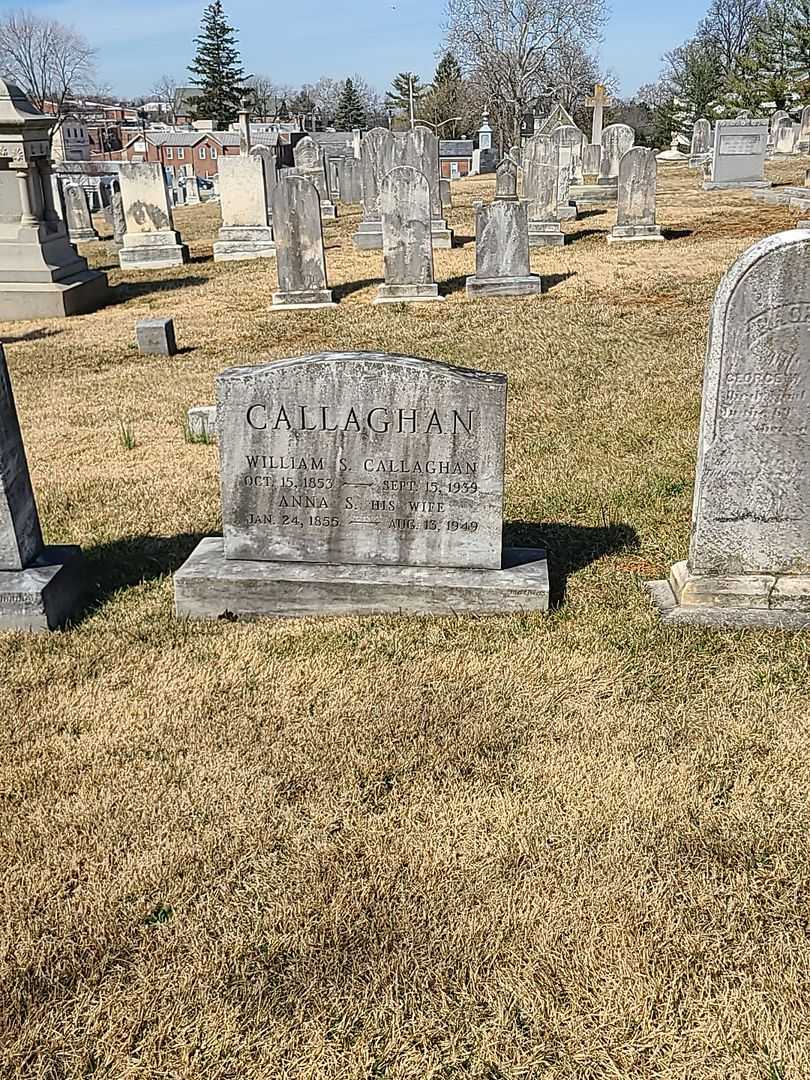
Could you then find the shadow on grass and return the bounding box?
[1,327,63,344]
[332,277,381,301]
[81,532,205,617]
[110,276,209,304]
[576,208,608,220]
[662,227,693,240]
[504,519,639,608]
[440,274,469,297]
[544,272,575,291]
[453,234,475,247]
[566,228,602,244]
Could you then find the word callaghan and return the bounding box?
[245,403,475,436]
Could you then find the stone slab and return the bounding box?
[374,284,444,304]
[119,244,189,270]
[270,289,336,310]
[174,536,549,619]
[646,577,810,629]
[608,225,665,243]
[703,179,772,190]
[0,274,109,320]
[0,545,84,632]
[136,317,177,357]
[466,275,543,298]
[529,230,564,248]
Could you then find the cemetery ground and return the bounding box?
[2,164,810,1079]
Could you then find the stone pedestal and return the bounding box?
[0,273,109,320]
[353,220,383,249]
[571,182,617,205]
[119,233,189,269]
[430,220,454,248]
[608,224,664,243]
[136,317,177,356]
[466,276,542,298]
[175,537,549,620]
[213,225,275,261]
[271,287,336,310]
[375,283,443,304]
[703,179,772,191]
[0,545,84,632]
[529,222,564,247]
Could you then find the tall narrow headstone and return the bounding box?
[524,135,564,247]
[111,190,126,246]
[799,106,810,153]
[293,136,337,219]
[213,155,275,262]
[550,126,582,220]
[270,176,335,310]
[338,158,362,203]
[648,229,810,628]
[608,148,664,243]
[353,127,396,249]
[690,119,712,167]
[495,158,518,200]
[173,352,549,619]
[440,178,451,208]
[64,186,99,243]
[599,124,635,185]
[0,346,83,630]
[466,200,542,298]
[704,118,770,190]
[375,166,443,304]
[118,162,189,269]
[774,116,797,156]
[249,145,278,222]
[582,142,601,179]
[398,127,453,248]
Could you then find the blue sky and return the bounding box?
[24,0,709,99]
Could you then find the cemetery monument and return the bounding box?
[270,176,336,310]
[466,200,543,298]
[704,119,770,190]
[375,166,443,304]
[118,162,189,269]
[608,148,664,243]
[213,155,275,262]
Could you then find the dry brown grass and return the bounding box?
[1,163,810,1080]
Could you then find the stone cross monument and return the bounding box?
[585,84,612,146]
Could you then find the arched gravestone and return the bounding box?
[270,176,335,310]
[608,147,663,243]
[599,123,634,183]
[648,229,810,628]
[64,185,98,243]
[774,116,797,156]
[293,136,337,219]
[375,166,442,304]
[173,352,550,619]
[690,119,711,166]
[249,144,278,219]
[494,158,518,200]
[523,135,564,247]
[466,199,542,298]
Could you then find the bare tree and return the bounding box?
[443,0,608,146]
[697,0,766,75]
[150,73,178,123]
[0,9,97,132]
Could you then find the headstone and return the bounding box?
[173,351,549,619]
[495,158,518,200]
[338,157,362,204]
[0,345,83,630]
[293,136,337,219]
[118,163,189,269]
[185,175,202,205]
[328,159,340,199]
[270,176,335,310]
[213,155,275,262]
[608,147,664,244]
[0,78,108,319]
[799,106,810,153]
[690,119,712,167]
[399,127,454,248]
[550,125,582,219]
[136,316,177,356]
[111,190,126,245]
[582,142,601,179]
[523,135,564,247]
[648,229,810,628]
[704,118,770,190]
[770,110,790,143]
[774,116,797,156]
[440,177,451,208]
[249,145,278,221]
[509,145,522,167]
[599,124,634,185]
[585,84,612,145]
[375,166,443,305]
[187,405,217,440]
[64,185,99,243]
[466,200,542,298]
[353,127,396,249]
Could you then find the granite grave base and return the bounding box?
[529,223,565,247]
[213,225,276,262]
[647,562,810,630]
[174,537,550,620]
[374,283,444,304]
[0,545,84,633]
[0,273,109,320]
[703,179,772,190]
[608,224,665,244]
[465,275,543,298]
[271,288,336,310]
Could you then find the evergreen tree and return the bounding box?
[334,78,366,130]
[385,72,427,121]
[188,0,244,128]
[725,0,802,109]
[423,52,466,137]
[277,98,290,121]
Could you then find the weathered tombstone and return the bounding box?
[524,135,564,247]
[608,148,664,244]
[582,142,601,180]
[270,176,335,310]
[770,110,790,144]
[0,345,83,630]
[249,145,278,221]
[536,103,576,137]
[495,158,518,200]
[774,116,797,156]
[118,162,189,269]
[799,106,810,153]
[551,126,581,219]
[0,78,108,319]
[338,157,362,203]
[64,185,99,243]
[704,118,770,190]
[353,127,396,249]
[375,166,443,304]
[173,351,550,619]
[328,159,340,199]
[184,175,202,205]
[509,145,522,166]
[293,136,337,219]
[690,119,712,167]
[649,229,810,628]
[440,177,451,209]
[187,405,217,441]
[111,190,126,246]
[213,155,275,262]
[466,200,542,298]
[599,124,635,184]
[136,316,177,356]
[397,127,453,248]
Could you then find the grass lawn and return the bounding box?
[1,163,809,1079]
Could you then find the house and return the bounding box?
[121,130,240,180]
[439,139,474,179]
